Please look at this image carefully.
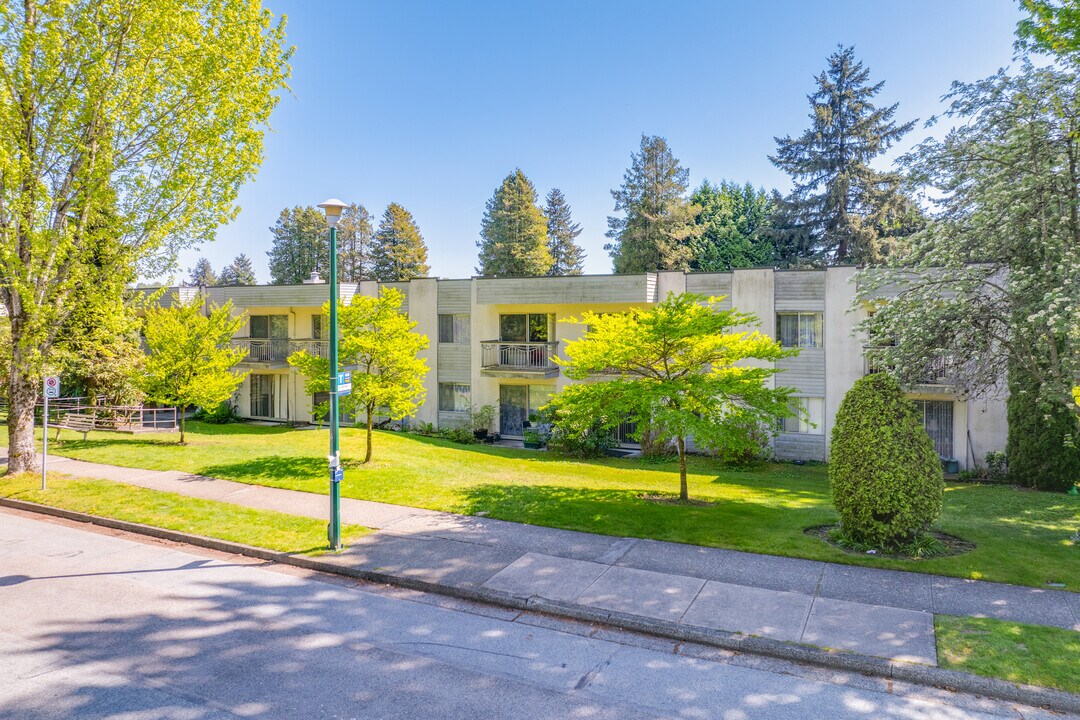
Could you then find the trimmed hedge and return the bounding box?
[1006,361,1080,492]
[830,373,944,547]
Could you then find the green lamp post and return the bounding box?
[318,197,347,550]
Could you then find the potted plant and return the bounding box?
[470,403,496,440]
[523,411,551,449]
[523,428,544,450]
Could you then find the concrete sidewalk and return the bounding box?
[32,453,1080,665]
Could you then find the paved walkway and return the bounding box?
[25,454,1080,665]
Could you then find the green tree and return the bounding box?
[187,258,218,287]
[143,295,249,444]
[830,373,944,547]
[476,169,553,277]
[338,203,374,282]
[371,203,430,281]
[544,188,585,276]
[770,45,916,264]
[689,181,777,270]
[267,206,328,285]
[1007,359,1080,491]
[289,288,428,463]
[549,293,796,501]
[0,0,289,473]
[606,135,701,273]
[860,64,1080,425]
[1017,0,1080,60]
[219,254,257,286]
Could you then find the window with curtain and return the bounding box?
[777,312,823,348]
[438,314,470,344]
[438,383,471,412]
[780,397,824,434]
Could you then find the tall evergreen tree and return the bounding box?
[187,257,218,287]
[370,203,430,281]
[689,181,777,270]
[605,135,701,273]
[476,169,552,277]
[544,188,585,276]
[770,45,916,264]
[218,254,257,286]
[267,206,328,284]
[338,203,374,282]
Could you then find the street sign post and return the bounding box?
[42,376,59,490]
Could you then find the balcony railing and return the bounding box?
[863,347,955,386]
[481,340,559,373]
[231,338,330,363]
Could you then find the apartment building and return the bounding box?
[155,266,1007,469]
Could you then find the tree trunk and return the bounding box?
[179,413,186,445]
[6,368,38,475]
[364,406,374,463]
[677,435,688,502]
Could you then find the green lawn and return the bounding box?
[39,421,1080,589]
[936,615,1080,694]
[1,471,370,554]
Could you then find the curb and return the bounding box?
[3,496,1078,715]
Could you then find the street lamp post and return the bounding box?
[318,198,347,550]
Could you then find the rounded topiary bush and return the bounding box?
[830,373,944,547]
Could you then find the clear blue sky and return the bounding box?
[170,0,1023,283]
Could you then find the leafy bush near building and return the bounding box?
[830,373,944,548]
[1006,365,1080,492]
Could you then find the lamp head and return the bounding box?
[318,198,348,228]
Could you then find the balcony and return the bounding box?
[231,338,329,365]
[863,347,955,389]
[480,340,560,378]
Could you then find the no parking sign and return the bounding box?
[44,376,60,398]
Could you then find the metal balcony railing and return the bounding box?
[480,341,559,372]
[863,347,955,386]
[232,338,331,363]
[288,339,330,359]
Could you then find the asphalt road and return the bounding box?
[0,510,1069,720]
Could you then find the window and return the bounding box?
[528,385,554,416]
[250,374,275,417]
[777,312,823,348]
[438,383,471,412]
[438,314,470,344]
[780,397,824,434]
[312,315,327,340]
[250,314,288,339]
[500,314,553,342]
[914,400,953,458]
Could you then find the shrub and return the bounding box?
[547,419,615,458]
[830,373,944,547]
[193,401,240,424]
[1006,362,1080,492]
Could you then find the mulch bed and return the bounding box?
[804,524,975,559]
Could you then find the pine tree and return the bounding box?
[338,203,374,282]
[543,188,586,276]
[476,169,553,277]
[605,135,701,273]
[370,203,430,281]
[187,257,218,287]
[689,181,776,270]
[219,254,257,285]
[770,45,915,264]
[267,206,328,284]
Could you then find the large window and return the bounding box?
[250,314,288,339]
[500,313,553,342]
[777,312,823,348]
[250,374,275,418]
[914,400,954,459]
[438,314,470,344]
[780,397,824,434]
[438,383,471,412]
[311,315,328,340]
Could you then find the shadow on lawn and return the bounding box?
[198,455,327,485]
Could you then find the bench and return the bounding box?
[53,413,96,441]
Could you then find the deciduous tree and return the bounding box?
[606,135,701,273]
[142,295,249,444]
[476,170,553,277]
[544,188,585,276]
[289,288,428,463]
[550,293,796,501]
[770,46,916,264]
[371,203,429,281]
[0,0,289,472]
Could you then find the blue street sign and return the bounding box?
[336,370,352,397]
[332,467,344,483]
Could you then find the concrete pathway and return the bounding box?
[28,454,1080,665]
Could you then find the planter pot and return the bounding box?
[473,429,488,440]
[523,441,541,450]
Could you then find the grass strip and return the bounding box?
[936,614,1080,695]
[0,472,369,554]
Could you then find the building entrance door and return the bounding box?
[499,385,527,437]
